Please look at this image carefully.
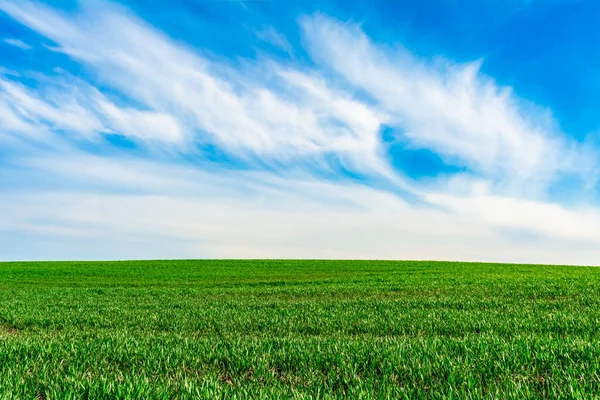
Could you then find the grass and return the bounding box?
[1,260,600,399]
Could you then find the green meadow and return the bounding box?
[1,260,599,399]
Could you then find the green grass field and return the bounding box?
[1,260,599,399]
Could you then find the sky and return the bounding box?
[1,0,600,264]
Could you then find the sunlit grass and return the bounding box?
[0,260,599,398]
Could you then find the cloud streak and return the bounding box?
[3,38,31,49]
[0,0,391,178]
[300,15,593,193]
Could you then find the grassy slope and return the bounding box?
[0,260,599,399]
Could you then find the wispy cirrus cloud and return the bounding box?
[0,0,391,178]
[0,0,599,262]
[300,14,592,193]
[3,37,31,49]
[0,75,103,146]
[255,26,294,55]
[0,73,186,150]
[2,0,591,187]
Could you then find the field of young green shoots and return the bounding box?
[1,260,599,399]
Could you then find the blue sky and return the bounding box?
[1,0,600,263]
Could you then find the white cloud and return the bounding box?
[0,71,194,146]
[256,26,293,55]
[0,0,393,176]
[426,193,600,242]
[0,76,103,144]
[96,100,184,144]
[3,38,31,50]
[299,15,591,193]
